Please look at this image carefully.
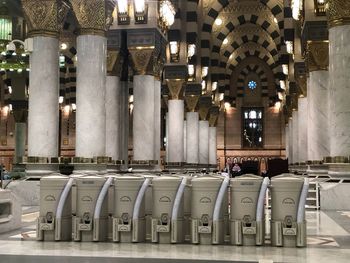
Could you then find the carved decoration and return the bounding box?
[208,106,220,127]
[107,50,124,77]
[306,41,329,72]
[185,95,200,112]
[198,96,212,121]
[327,0,350,28]
[166,79,185,100]
[22,0,61,37]
[69,0,107,36]
[129,47,154,75]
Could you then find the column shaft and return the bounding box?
[15,123,26,160]
[183,120,187,162]
[298,98,308,162]
[307,71,330,160]
[133,75,155,161]
[105,76,121,160]
[154,79,161,167]
[329,26,350,156]
[209,127,217,166]
[199,120,209,165]
[292,111,299,163]
[288,120,293,164]
[76,35,106,158]
[120,81,129,169]
[186,112,199,164]
[285,125,289,161]
[168,100,184,163]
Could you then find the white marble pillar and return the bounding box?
[168,100,184,163]
[199,120,209,165]
[329,25,350,157]
[209,127,217,166]
[165,112,169,163]
[76,35,106,158]
[28,36,59,157]
[154,79,161,169]
[307,72,330,161]
[183,120,187,162]
[133,75,155,161]
[186,112,199,164]
[292,111,299,163]
[105,76,121,160]
[298,97,308,163]
[288,120,293,164]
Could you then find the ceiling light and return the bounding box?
[188,64,194,77]
[59,96,64,104]
[280,80,286,90]
[134,0,145,13]
[71,103,76,111]
[274,18,278,24]
[8,86,12,94]
[117,0,128,13]
[223,38,228,45]
[187,44,196,58]
[212,82,218,91]
[282,64,289,75]
[201,80,206,90]
[286,41,293,54]
[215,18,222,26]
[60,43,67,50]
[201,67,208,78]
[219,93,224,101]
[160,0,176,27]
[292,0,301,20]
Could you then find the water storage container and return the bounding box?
[230,174,266,246]
[191,176,226,244]
[270,174,308,247]
[37,175,72,241]
[113,175,146,243]
[73,176,109,242]
[151,176,185,243]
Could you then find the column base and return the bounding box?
[106,160,126,174]
[129,160,161,173]
[164,162,185,173]
[24,156,59,177]
[72,157,111,175]
[306,161,329,179]
[289,163,307,175]
[183,163,200,173]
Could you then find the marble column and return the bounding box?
[292,110,299,163]
[105,75,121,161]
[288,120,294,164]
[307,71,330,161]
[168,100,185,163]
[165,112,169,163]
[133,75,155,161]
[15,123,26,161]
[298,97,308,163]
[186,112,199,164]
[285,125,289,161]
[183,120,187,162]
[209,127,217,167]
[154,79,161,170]
[199,121,209,165]
[120,81,129,170]
[28,36,59,158]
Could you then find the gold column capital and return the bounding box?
[185,95,200,112]
[327,0,350,28]
[128,47,155,76]
[198,96,212,121]
[306,41,329,73]
[208,106,220,127]
[22,0,67,38]
[166,79,185,100]
[69,0,111,36]
[296,74,307,98]
[107,50,123,77]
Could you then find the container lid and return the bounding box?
[115,175,144,181]
[230,174,263,188]
[192,176,222,187]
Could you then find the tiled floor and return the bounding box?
[0,209,350,263]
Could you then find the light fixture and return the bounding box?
[134,0,147,24]
[215,18,222,26]
[187,44,196,59]
[282,64,289,75]
[188,64,195,78]
[219,93,224,101]
[169,41,180,62]
[1,51,6,56]
[8,86,12,94]
[314,0,326,16]
[286,41,293,54]
[9,104,12,112]
[229,53,233,60]
[223,38,228,45]
[201,66,208,78]
[26,68,30,71]
[212,81,218,91]
[21,53,26,57]
[274,17,278,24]
[129,103,134,112]
[9,68,14,72]
[291,0,301,20]
[71,103,76,111]
[17,69,22,73]
[64,105,70,115]
[2,105,9,117]
[280,80,286,90]
[117,0,130,24]
[12,52,16,56]
[60,43,67,50]
[201,80,206,90]
[278,92,283,100]
[129,95,134,103]
[224,102,231,110]
[59,96,64,104]
[159,0,176,28]
[0,68,4,71]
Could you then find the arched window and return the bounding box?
[242,108,263,148]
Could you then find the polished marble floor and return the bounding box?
[0,208,350,263]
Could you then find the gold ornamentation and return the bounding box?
[129,47,154,75]
[209,114,219,127]
[185,95,200,112]
[69,0,107,36]
[198,106,210,121]
[153,57,164,81]
[167,79,185,100]
[306,41,329,72]
[327,0,350,28]
[12,109,28,123]
[22,0,61,38]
